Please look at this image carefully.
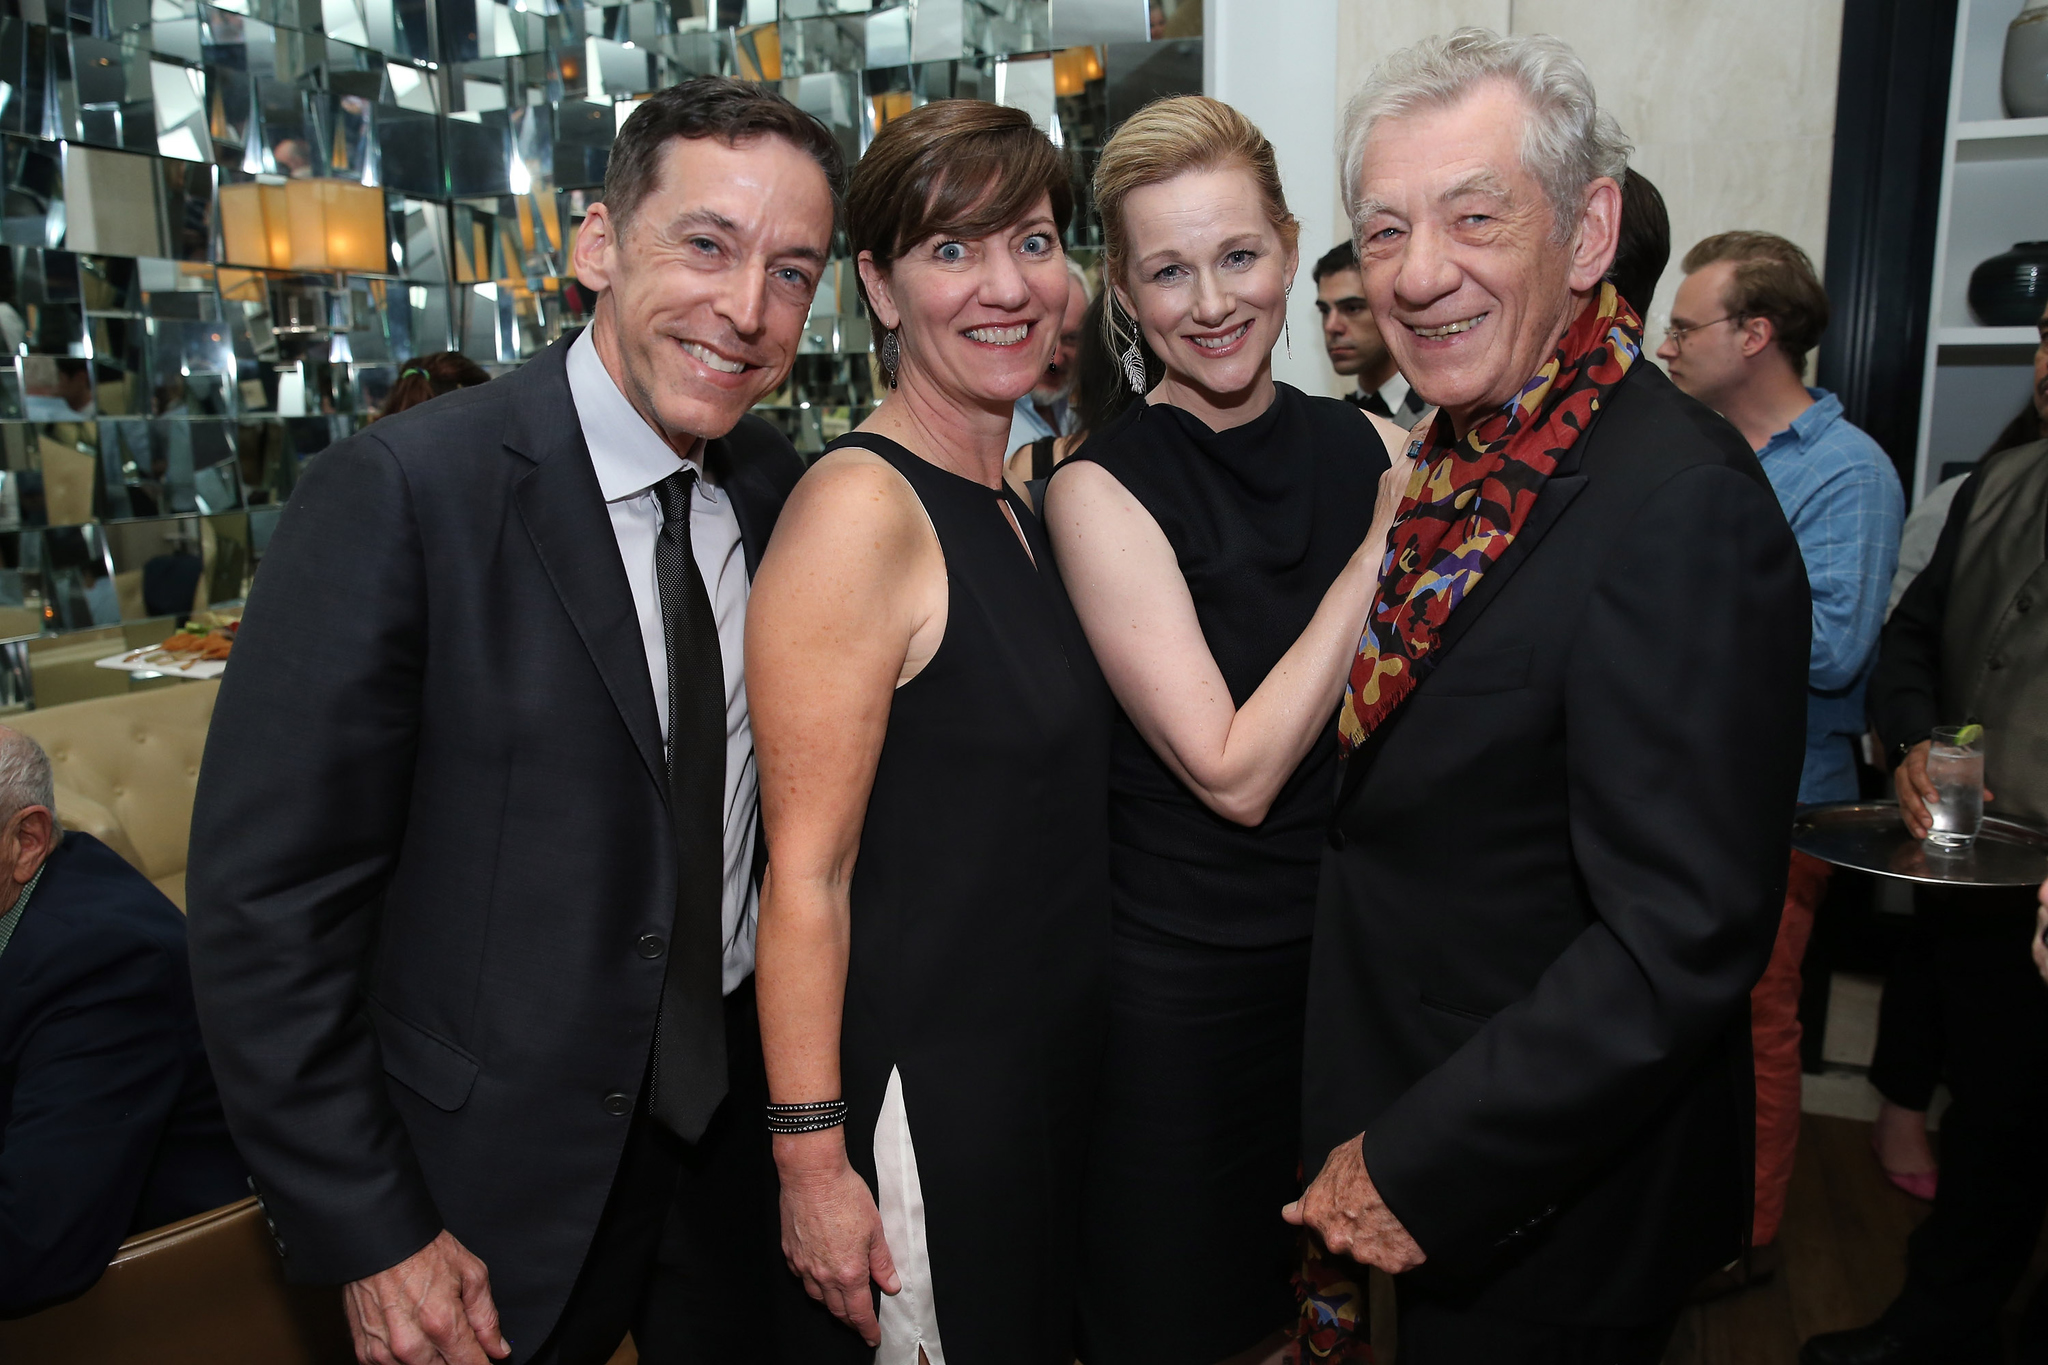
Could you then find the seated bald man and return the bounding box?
[0,726,246,1314]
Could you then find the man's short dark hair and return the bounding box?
[601,77,849,231]
[1608,168,1669,321]
[1313,240,1359,285]
[1681,229,1831,369]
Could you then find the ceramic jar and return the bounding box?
[1969,242,2048,327]
[2008,0,2048,118]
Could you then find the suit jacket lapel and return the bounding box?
[707,434,771,579]
[505,339,667,794]
[1333,433,1599,823]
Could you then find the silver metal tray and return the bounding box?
[1791,801,2048,889]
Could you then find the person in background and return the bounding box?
[0,727,247,1314]
[1803,299,2048,1365]
[1607,167,1670,322]
[1314,240,1429,425]
[1007,259,1092,459]
[188,78,841,1365]
[1866,297,2048,1202]
[749,100,1109,1365]
[1297,31,1809,1363]
[373,350,491,421]
[1046,95,1409,1365]
[22,358,95,423]
[1003,290,1135,502]
[1658,229,1902,1290]
[80,557,120,626]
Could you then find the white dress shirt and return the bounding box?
[565,327,759,994]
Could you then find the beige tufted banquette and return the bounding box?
[10,680,218,909]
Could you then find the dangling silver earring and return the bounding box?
[879,329,900,389]
[1112,297,1146,395]
[1283,281,1294,359]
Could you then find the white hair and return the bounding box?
[1341,28,1632,243]
[0,727,53,827]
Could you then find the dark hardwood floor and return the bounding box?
[1665,1114,1930,1364]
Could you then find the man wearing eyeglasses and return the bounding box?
[1658,230,1903,1291]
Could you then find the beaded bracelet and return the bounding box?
[766,1099,849,1134]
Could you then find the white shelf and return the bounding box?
[1914,0,2046,500]
[1956,116,2048,160]
[1938,325,2043,347]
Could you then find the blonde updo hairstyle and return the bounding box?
[1092,95,1301,367]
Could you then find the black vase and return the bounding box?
[1968,242,2048,327]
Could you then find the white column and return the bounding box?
[1203,0,1341,394]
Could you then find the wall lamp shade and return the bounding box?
[220,180,389,274]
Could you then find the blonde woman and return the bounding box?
[1044,96,1411,1365]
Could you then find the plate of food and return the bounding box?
[96,618,238,680]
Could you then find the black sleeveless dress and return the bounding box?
[779,433,1112,1365]
[1060,385,1388,1365]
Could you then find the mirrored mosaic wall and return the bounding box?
[0,0,1201,702]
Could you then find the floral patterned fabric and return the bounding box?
[1287,1234,1374,1364]
[1337,284,1643,754]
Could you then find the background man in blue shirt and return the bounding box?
[1660,229,1903,1279]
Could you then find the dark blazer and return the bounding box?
[1305,361,1811,1321]
[0,833,247,1313]
[186,335,803,1357]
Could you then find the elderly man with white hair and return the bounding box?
[1282,29,1812,1361]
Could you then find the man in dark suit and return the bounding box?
[187,79,844,1365]
[1287,31,1811,1363]
[0,726,247,1314]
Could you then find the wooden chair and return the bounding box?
[0,1197,354,1365]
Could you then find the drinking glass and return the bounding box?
[1924,725,1985,850]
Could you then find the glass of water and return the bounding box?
[1924,724,1985,850]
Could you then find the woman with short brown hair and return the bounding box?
[748,100,1110,1365]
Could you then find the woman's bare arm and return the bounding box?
[1045,449,1415,827]
[747,449,944,1346]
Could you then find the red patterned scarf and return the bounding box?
[1337,283,1643,755]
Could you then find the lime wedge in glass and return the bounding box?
[1955,723,1983,746]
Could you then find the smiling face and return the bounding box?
[573,132,835,454]
[1116,164,1296,416]
[858,192,1069,418]
[1351,81,1619,435]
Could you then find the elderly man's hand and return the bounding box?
[1283,1136,1426,1274]
[342,1230,509,1365]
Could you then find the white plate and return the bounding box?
[95,648,226,680]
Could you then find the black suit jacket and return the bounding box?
[186,335,803,1357]
[0,833,247,1313]
[1305,361,1811,1320]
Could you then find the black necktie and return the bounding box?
[648,468,728,1142]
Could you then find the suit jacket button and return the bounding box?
[603,1091,632,1116]
[636,934,666,959]
[1990,655,2008,670]
[2019,595,2034,613]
